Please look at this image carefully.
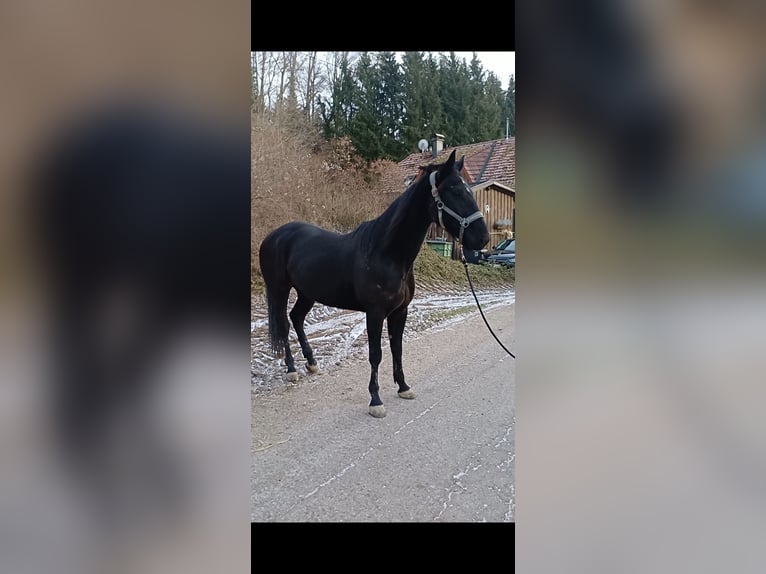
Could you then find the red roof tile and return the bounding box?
[385,137,515,194]
[372,160,416,194]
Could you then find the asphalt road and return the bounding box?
[251,302,515,522]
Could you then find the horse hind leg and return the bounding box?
[289,293,319,374]
[283,334,298,381]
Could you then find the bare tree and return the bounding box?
[252,51,352,121]
[251,51,284,114]
[286,51,298,109]
[303,51,321,120]
[277,51,287,106]
[323,51,349,94]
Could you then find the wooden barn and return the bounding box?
[378,134,516,258]
[471,180,515,247]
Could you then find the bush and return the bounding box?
[251,113,393,287]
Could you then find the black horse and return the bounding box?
[259,150,490,417]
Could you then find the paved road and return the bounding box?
[251,303,515,522]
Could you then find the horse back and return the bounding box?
[259,222,363,309]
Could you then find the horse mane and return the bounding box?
[373,167,433,252]
[358,160,448,254]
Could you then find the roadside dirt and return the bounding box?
[251,286,515,522]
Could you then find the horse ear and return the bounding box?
[455,155,464,172]
[442,149,456,171]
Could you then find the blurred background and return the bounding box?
[517,0,766,571]
[0,1,250,573]
[4,0,766,569]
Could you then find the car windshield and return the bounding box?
[494,239,512,250]
[504,240,515,252]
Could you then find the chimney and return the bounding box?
[432,133,445,158]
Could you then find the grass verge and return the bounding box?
[413,244,514,290]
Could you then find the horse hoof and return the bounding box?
[306,364,320,374]
[286,372,299,382]
[368,405,387,418]
[398,389,416,399]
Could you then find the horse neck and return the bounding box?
[376,174,434,266]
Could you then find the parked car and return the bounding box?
[485,239,515,267]
[481,237,514,261]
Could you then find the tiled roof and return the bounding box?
[370,160,414,195]
[381,137,516,194]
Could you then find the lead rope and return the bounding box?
[429,170,514,358]
[459,246,516,359]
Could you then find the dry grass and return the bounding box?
[413,245,514,290]
[251,112,393,287]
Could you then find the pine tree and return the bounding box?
[400,51,425,152]
[465,54,505,142]
[504,74,516,137]
[480,72,504,141]
[318,54,357,140]
[319,52,514,160]
[467,53,486,142]
[424,54,446,139]
[375,51,406,160]
[349,52,383,160]
[401,52,446,153]
[438,52,472,146]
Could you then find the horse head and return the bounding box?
[426,149,490,251]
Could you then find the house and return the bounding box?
[379,134,516,254]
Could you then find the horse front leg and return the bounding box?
[366,311,386,418]
[387,304,415,399]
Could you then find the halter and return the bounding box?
[429,171,485,245]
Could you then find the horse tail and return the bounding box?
[265,285,285,357]
[259,231,290,358]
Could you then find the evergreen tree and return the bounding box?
[318,54,357,140]
[466,54,505,142]
[375,51,407,160]
[318,51,515,161]
[424,54,447,139]
[481,72,504,141]
[400,51,426,152]
[438,52,472,146]
[504,74,516,137]
[349,52,383,160]
[467,52,486,141]
[401,52,444,156]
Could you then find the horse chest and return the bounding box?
[362,273,411,311]
[354,256,413,311]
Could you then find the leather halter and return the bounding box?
[429,171,485,245]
